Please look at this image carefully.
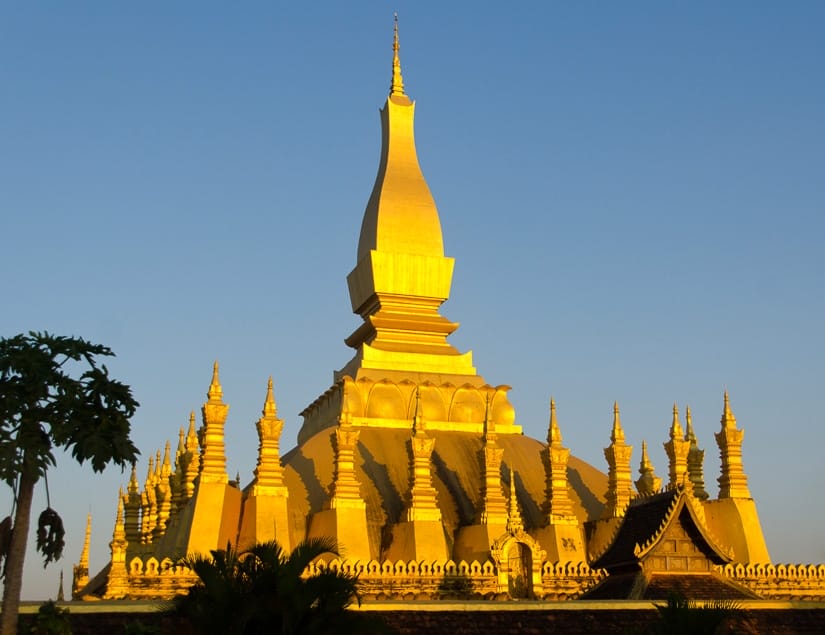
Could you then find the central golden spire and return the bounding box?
[342,17,475,377]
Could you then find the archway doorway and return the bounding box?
[507,542,532,598]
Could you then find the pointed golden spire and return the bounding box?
[665,403,690,489]
[207,360,223,402]
[610,401,625,443]
[506,467,524,534]
[186,411,198,451]
[79,512,91,569]
[201,361,230,484]
[263,376,277,417]
[684,404,709,500]
[145,455,155,487]
[412,386,423,433]
[128,463,139,496]
[72,512,92,598]
[716,391,750,498]
[684,405,695,441]
[603,402,633,518]
[253,377,287,494]
[721,389,737,429]
[548,397,562,445]
[390,13,405,97]
[640,440,653,472]
[161,441,172,478]
[154,450,162,480]
[114,490,125,539]
[635,440,662,496]
[669,403,684,439]
[542,397,574,522]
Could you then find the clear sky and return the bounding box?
[2,3,823,600]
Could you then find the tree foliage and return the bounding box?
[0,332,139,484]
[174,538,392,635]
[650,592,748,634]
[0,332,139,635]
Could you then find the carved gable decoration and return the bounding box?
[591,486,732,574]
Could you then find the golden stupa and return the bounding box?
[75,20,825,601]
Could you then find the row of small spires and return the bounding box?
[114,361,750,546]
[581,390,750,519]
[78,363,752,573]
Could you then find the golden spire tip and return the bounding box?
[208,360,223,401]
[390,13,406,97]
[263,376,277,417]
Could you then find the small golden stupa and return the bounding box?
[75,19,824,602]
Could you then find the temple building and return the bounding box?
[76,21,825,602]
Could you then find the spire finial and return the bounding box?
[685,405,696,442]
[207,360,223,402]
[721,389,736,428]
[390,13,405,97]
[670,402,683,439]
[610,401,624,443]
[548,397,562,444]
[640,440,651,470]
[79,512,92,567]
[506,466,524,533]
[263,376,277,417]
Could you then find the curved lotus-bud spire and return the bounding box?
[338,15,477,384]
[390,13,405,97]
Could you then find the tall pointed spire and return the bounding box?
[603,402,633,518]
[123,464,141,544]
[664,403,690,488]
[715,391,751,498]
[183,411,201,498]
[200,362,230,484]
[685,405,709,500]
[253,377,286,493]
[72,512,91,597]
[506,467,524,534]
[390,13,405,97]
[79,512,91,571]
[542,398,574,521]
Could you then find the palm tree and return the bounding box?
[650,592,749,634]
[174,538,391,635]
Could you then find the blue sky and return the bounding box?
[2,3,823,599]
